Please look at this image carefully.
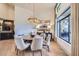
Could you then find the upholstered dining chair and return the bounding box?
[43,34,51,51]
[14,35,30,55]
[31,35,43,56]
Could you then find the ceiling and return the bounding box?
[15,3,55,13]
[15,3,56,20]
[9,3,56,20]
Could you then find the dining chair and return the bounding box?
[43,34,51,51]
[14,35,30,55]
[41,32,46,42]
[31,35,43,56]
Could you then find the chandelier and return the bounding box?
[28,4,36,20]
[27,4,40,25]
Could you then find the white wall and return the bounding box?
[8,5,15,20]
[14,4,54,36]
[55,3,71,55]
[56,36,71,55]
[15,6,35,35]
[0,3,14,20]
[0,4,9,19]
[35,11,51,20]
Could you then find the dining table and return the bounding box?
[23,34,35,43]
[23,34,44,43]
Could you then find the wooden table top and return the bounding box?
[23,35,33,40]
[23,35,43,41]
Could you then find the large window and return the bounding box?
[59,14,70,43]
[55,5,71,44]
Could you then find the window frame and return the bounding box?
[58,14,71,44]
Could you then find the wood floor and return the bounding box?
[0,39,67,56]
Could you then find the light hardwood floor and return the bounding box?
[0,39,67,56]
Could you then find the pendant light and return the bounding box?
[33,3,35,18]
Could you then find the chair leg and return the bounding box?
[47,46,50,52]
[15,46,25,56]
[16,48,18,55]
[40,50,42,56]
[32,51,34,56]
[15,46,18,55]
[22,50,25,56]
